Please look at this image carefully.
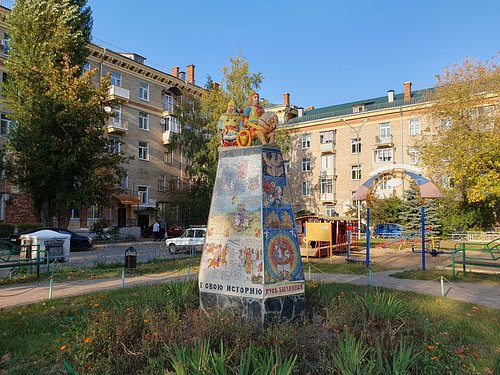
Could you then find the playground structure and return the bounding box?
[352,165,444,269]
[295,215,358,258]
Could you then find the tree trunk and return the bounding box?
[40,200,53,227]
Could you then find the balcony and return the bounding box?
[319,169,336,178]
[108,85,130,101]
[320,142,336,153]
[163,130,173,145]
[320,193,336,202]
[106,119,128,134]
[375,134,393,147]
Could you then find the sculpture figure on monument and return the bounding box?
[235,92,278,146]
[218,100,242,147]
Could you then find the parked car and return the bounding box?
[10,228,93,252]
[374,223,404,238]
[166,224,184,238]
[165,227,206,254]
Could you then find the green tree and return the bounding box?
[369,197,403,226]
[399,186,441,235]
[3,0,127,227]
[169,54,264,224]
[420,56,500,229]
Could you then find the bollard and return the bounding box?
[440,276,444,296]
[308,263,311,280]
[186,265,190,281]
[368,269,372,286]
[49,276,53,299]
[122,269,125,289]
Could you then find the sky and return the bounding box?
[81,0,500,109]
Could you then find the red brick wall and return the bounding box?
[4,193,39,224]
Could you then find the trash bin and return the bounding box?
[125,247,137,269]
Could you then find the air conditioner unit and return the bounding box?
[320,170,327,176]
[160,118,167,125]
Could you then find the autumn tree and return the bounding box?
[420,56,500,229]
[168,54,264,224]
[3,0,127,227]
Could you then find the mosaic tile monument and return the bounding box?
[199,93,305,324]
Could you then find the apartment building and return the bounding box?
[282,82,432,218]
[0,5,206,230]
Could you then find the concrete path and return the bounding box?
[1,269,499,310]
[1,243,498,310]
[310,270,500,309]
[0,270,196,309]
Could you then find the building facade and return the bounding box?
[0,5,206,230]
[282,82,432,218]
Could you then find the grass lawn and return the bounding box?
[391,269,500,284]
[0,280,498,374]
[0,256,201,286]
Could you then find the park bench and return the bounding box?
[451,238,500,277]
[0,239,50,277]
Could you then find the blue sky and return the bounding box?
[85,0,500,109]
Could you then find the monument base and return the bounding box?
[200,292,305,325]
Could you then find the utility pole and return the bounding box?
[341,118,368,233]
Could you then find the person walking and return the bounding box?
[152,220,160,242]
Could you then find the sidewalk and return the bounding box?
[0,269,499,310]
[310,270,500,309]
[0,270,194,309]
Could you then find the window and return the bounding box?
[380,178,391,191]
[351,165,361,180]
[321,154,334,170]
[408,147,421,165]
[121,171,129,190]
[169,203,179,222]
[352,104,365,113]
[320,130,335,144]
[379,122,391,139]
[284,160,290,175]
[325,204,336,217]
[301,134,310,149]
[170,176,180,192]
[163,94,174,112]
[82,62,90,73]
[373,148,393,163]
[0,114,11,136]
[3,33,9,55]
[301,157,311,172]
[158,175,168,192]
[164,116,181,133]
[139,111,149,130]
[320,177,333,194]
[113,104,121,124]
[109,135,121,154]
[302,181,310,196]
[351,138,361,154]
[440,117,452,129]
[110,72,122,87]
[139,81,149,101]
[88,204,101,220]
[165,149,174,164]
[138,141,149,160]
[138,186,149,204]
[71,208,80,219]
[408,118,421,135]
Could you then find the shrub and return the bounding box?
[0,223,15,238]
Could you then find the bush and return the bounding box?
[16,223,42,233]
[0,223,15,238]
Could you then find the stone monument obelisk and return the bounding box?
[198,94,305,324]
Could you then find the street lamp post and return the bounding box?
[341,118,368,233]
